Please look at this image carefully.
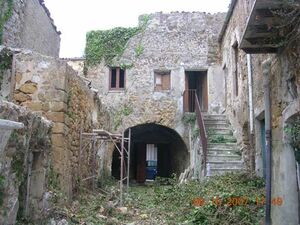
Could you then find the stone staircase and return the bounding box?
[203,114,244,176]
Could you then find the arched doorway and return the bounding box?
[111,123,189,183]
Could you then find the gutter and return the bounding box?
[218,0,238,43]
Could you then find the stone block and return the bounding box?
[24,102,43,111]
[52,134,65,148]
[52,122,66,134]
[19,81,38,94]
[46,112,65,123]
[14,91,31,102]
[50,102,67,112]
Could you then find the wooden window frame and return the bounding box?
[154,70,171,91]
[109,67,126,91]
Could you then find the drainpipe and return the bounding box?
[262,59,272,225]
[247,54,255,171]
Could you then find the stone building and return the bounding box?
[218,0,300,224]
[1,0,61,57]
[86,12,245,183]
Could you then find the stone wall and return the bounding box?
[219,0,300,224]
[2,0,60,57]
[87,12,226,139]
[12,51,110,200]
[0,101,52,224]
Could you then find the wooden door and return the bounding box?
[136,143,146,183]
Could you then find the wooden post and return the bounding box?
[127,128,131,190]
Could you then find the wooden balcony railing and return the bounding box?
[183,89,196,112]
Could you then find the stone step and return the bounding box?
[208,135,237,144]
[204,123,230,129]
[207,168,244,176]
[204,119,228,125]
[203,114,227,120]
[207,143,238,150]
[207,154,242,162]
[208,149,241,156]
[207,161,244,170]
[207,128,233,135]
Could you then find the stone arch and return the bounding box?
[111,123,189,183]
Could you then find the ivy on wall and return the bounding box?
[0,0,13,44]
[285,116,300,161]
[85,15,150,66]
[0,48,13,89]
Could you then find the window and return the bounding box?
[232,42,239,96]
[154,70,170,91]
[109,67,125,90]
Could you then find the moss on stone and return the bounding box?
[0,0,13,44]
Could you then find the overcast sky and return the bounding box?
[44,0,231,58]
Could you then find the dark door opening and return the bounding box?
[111,124,189,184]
[184,71,208,112]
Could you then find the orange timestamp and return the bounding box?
[192,196,283,207]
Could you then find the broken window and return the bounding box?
[232,42,239,96]
[109,67,125,90]
[154,70,171,91]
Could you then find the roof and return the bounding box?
[240,0,300,53]
[38,0,61,35]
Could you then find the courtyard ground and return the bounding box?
[48,173,265,225]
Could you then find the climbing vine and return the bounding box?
[0,0,13,44]
[284,116,300,161]
[0,47,13,89]
[85,15,150,66]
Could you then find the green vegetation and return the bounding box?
[11,151,25,181]
[182,113,197,125]
[113,103,133,130]
[59,173,265,224]
[209,134,237,144]
[0,175,5,206]
[284,116,300,161]
[85,15,150,66]
[0,0,13,44]
[0,48,13,88]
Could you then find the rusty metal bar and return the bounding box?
[120,131,125,206]
[127,128,131,190]
[195,93,208,176]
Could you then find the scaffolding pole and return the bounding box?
[79,129,131,206]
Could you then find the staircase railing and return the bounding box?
[194,93,208,176]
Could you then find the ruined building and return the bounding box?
[0,0,299,224]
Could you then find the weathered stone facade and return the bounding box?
[0,101,52,224]
[86,13,227,177]
[219,0,300,224]
[12,51,110,199]
[2,0,60,57]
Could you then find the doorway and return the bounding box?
[111,123,189,184]
[184,71,208,112]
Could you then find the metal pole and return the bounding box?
[92,136,96,191]
[127,128,131,190]
[120,130,125,206]
[247,54,255,171]
[263,59,272,225]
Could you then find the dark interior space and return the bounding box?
[111,123,189,183]
[185,70,208,112]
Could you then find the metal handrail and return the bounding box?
[194,93,208,176]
